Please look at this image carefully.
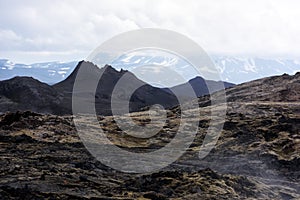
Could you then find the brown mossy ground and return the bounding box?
[0,101,299,199]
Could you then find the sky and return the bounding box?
[0,0,300,64]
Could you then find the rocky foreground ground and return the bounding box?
[0,99,299,199]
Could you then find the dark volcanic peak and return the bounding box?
[53,60,179,115]
[166,76,235,98]
[53,60,100,91]
[0,76,63,114]
[189,76,234,95]
[3,76,46,85]
[53,61,128,92]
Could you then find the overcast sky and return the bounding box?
[0,0,300,63]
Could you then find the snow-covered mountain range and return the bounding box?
[211,56,300,83]
[110,52,300,84]
[0,56,299,85]
[0,59,78,85]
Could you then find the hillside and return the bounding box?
[0,70,299,199]
[0,76,65,114]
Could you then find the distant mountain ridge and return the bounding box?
[1,56,300,85]
[0,59,77,85]
[212,56,300,83]
[112,54,300,84]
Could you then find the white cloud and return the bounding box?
[0,0,300,63]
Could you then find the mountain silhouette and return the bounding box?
[164,76,234,98]
[54,61,179,115]
[0,60,237,115]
